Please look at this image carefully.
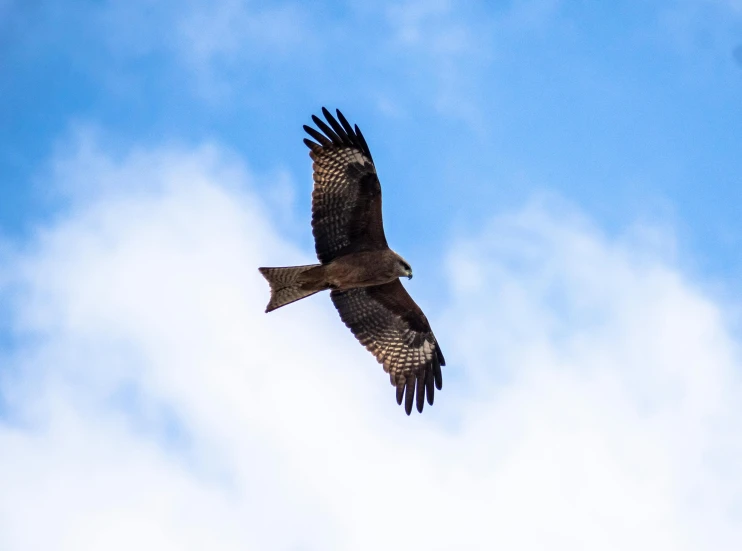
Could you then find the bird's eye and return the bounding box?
[401,262,410,271]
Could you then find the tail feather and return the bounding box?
[258,264,324,312]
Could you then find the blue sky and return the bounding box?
[3,1,741,274]
[2,1,742,549]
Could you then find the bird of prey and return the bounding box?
[259,108,445,415]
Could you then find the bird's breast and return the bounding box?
[326,251,398,290]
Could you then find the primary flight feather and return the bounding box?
[259,108,445,415]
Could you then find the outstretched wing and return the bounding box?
[304,108,388,264]
[331,280,445,415]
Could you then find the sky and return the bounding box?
[1,0,742,549]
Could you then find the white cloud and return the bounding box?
[95,0,309,61]
[377,0,570,129]
[1,138,742,550]
[84,0,312,99]
[379,0,492,128]
[176,0,306,65]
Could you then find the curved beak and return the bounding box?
[407,272,413,280]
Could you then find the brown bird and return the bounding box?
[259,108,445,415]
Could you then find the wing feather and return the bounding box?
[311,114,343,144]
[331,280,445,415]
[303,125,332,147]
[321,107,353,146]
[425,370,435,406]
[415,373,425,414]
[354,124,371,156]
[334,109,357,141]
[304,108,387,263]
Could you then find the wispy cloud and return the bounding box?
[1,134,741,549]
[381,0,492,126]
[91,0,312,99]
[176,0,307,65]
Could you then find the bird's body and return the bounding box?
[259,108,445,415]
[261,249,409,308]
[322,250,412,290]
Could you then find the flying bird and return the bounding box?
[259,108,445,415]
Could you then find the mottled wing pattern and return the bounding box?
[331,280,445,415]
[303,108,388,264]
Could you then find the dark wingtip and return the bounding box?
[354,123,372,158]
[436,346,446,367]
[433,356,443,391]
[416,374,425,413]
[425,370,435,406]
[322,107,352,145]
[404,377,415,415]
[311,113,341,144]
[336,109,356,140]
[305,108,373,160]
[304,124,331,146]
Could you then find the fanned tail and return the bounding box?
[258,265,323,312]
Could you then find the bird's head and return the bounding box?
[393,252,413,280]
